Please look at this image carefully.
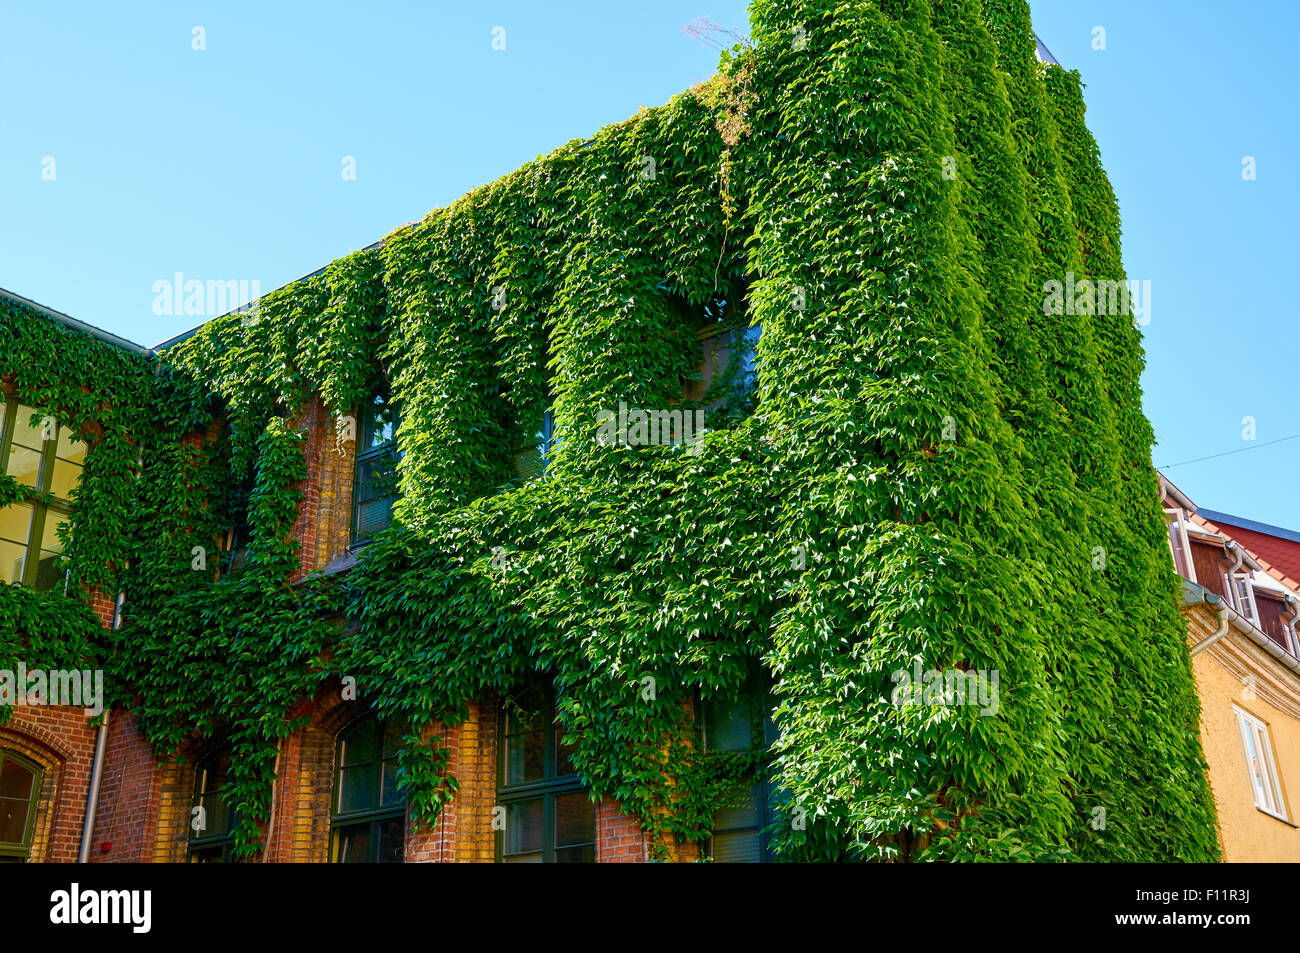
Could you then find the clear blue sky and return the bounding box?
[3,2,1297,527]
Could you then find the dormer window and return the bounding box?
[1163,507,1195,582]
[1230,573,1259,624]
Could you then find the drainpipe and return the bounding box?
[261,746,282,862]
[1224,540,1245,575]
[1286,596,1300,657]
[1223,540,1246,612]
[1190,602,1230,657]
[78,590,123,863]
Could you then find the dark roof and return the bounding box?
[1198,509,1300,545]
[151,236,396,352]
[1034,34,1060,67]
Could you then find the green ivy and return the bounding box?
[0,0,1219,862]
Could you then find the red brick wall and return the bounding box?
[40,390,671,864]
[595,799,648,863]
[288,395,354,582]
[1,706,99,862]
[89,710,166,862]
[449,697,499,863]
[402,719,456,863]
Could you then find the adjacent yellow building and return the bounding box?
[1165,475,1300,860]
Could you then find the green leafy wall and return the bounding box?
[0,295,155,714]
[1,0,1220,861]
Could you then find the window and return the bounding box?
[686,287,760,413]
[1234,707,1287,821]
[703,678,777,863]
[496,681,594,863]
[352,388,400,544]
[0,399,85,590]
[512,408,558,481]
[219,477,252,575]
[1164,508,1194,581]
[0,748,42,863]
[188,747,238,862]
[1221,570,1259,624]
[735,322,762,395]
[1233,575,1259,624]
[330,716,405,863]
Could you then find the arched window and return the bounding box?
[188,747,238,862]
[0,748,42,863]
[331,716,405,863]
[496,681,594,863]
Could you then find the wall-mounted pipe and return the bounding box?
[1187,583,1300,675]
[1191,603,1230,657]
[1224,540,1245,575]
[78,590,123,863]
[1285,595,1300,658]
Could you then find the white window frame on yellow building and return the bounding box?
[1233,705,1288,822]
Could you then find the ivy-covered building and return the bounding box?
[1,0,1222,863]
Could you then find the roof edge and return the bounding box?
[1198,508,1300,546]
[1,286,154,357]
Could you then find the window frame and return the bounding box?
[1234,706,1288,822]
[512,407,559,481]
[0,398,82,591]
[186,746,239,863]
[217,467,254,576]
[494,682,594,863]
[700,676,778,863]
[351,386,401,547]
[329,715,406,863]
[0,748,43,862]
[692,319,762,406]
[1163,507,1195,582]
[1233,573,1260,624]
[686,280,759,412]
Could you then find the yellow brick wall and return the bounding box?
[150,758,189,862]
[452,697,499,862]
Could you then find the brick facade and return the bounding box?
[1,443,122,863]
[0,707,98,863]
[8,390,661,864]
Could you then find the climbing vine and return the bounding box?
[0,0,1220,862]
